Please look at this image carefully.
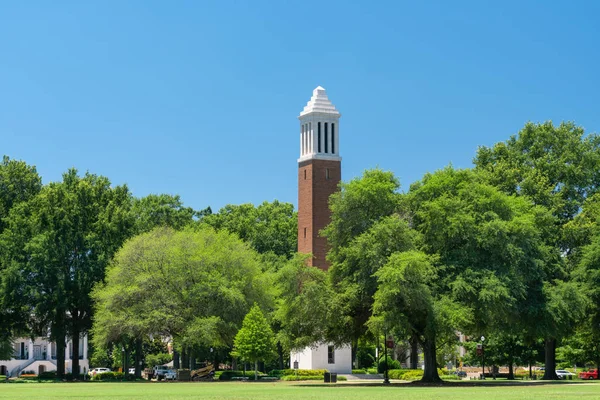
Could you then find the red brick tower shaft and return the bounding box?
[297,86,341,270]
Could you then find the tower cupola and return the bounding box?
[298,86,341,162]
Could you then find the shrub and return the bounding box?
[281,375,347,381]
[37,371,57,380]
[22,370,35,375]
[0,375,5,382]
[278,369,328,377]
[217,370,267,380]
[92,371,126,381]
[440,374,460,380]
[352,369,367,374]
[378,358,401,373]
[64,373,86,381]
[387,369,424,381]
[366,368,378,374]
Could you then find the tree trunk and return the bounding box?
[173,349,180,370]
[277,341,284,370]
[410,334,419,369]
[135,339,142,378]
[352,337,358,369]
[55,330,66,379]
[181,348,188,370]
[507,348,514,380]
[71,323,80,378]
[421,336,441,383]
[542,337,558,380]
[124,346,130,378]
[529,362,532,379]
[254,360,258,381]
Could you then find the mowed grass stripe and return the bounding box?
[0,382,599,400]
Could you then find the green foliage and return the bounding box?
[203,200,297,259]
[216,370,266,380]
[351,369,367,374]
[274,255,334,351]
[92,372,128,381]
[145,353,172,368]
[132,194,200,234]
[281,375,347,381]
[232,304,276,379]
[387,369,424,380]
[377,357,401,373]
[92,226,271,354]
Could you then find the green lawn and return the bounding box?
[0,381,599,400]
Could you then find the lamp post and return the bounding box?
[384,330,390,384]
[480,336,485,380]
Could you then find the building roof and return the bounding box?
[299,86,341,117]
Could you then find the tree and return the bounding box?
[323,169,407,366]
[474,121,600,379]
[132,193,205,234]
[92,226,272,371]
[387,167,548,382]
[0,156,42,356]
[203,200,297,260]
[232,304,275,380]
[1,169,133,377]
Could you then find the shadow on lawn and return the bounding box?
[296,380,591,388]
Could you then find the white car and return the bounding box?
[165,369,177,380]
[556,370,575,379]
[89,367,111,377]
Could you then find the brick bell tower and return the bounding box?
[297,86,341,270]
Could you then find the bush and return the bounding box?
[281,375,347,381]
[278,369,328,377]
[0,375,6,381]
[64,373,86,381]
[440,374,460,380]
[37,371,57,380]
[378,358,401,373]
[352,369,367,374]
[22,370,35,375]
[367,368,378,374]
[387,369,424,381]
[217,370,267,381]
[92,371,126,381]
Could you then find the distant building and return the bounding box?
[291,86,351,374]
[0,336,89,378]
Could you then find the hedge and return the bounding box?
[217,370,267,381]
[387,369,424,380]
[271,369,328,377]
[367,368,378,374]
[92,372,127,381]
[352,369,367,374]
[281,375,347,381]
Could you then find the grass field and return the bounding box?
[1,381,599,400]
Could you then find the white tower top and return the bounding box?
[298,86,341,162]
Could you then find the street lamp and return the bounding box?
[480,336,485,380]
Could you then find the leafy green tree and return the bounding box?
[132,193,204,234]
[375,167,549,382]
[323,169,409,366]
[0,156,42,355]
[274,255,335,351]
[203,200,297,259]
[92,226,272,371]
[232,304,275,380]
[1,169,133,377]
[474,121,600,379]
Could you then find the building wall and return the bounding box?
[298,159,341,270]
[290,344,351,374]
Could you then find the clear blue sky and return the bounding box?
[2,1,599,212]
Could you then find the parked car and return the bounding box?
[89,368,111,377]
[153,365,170,380]
[578,369,598,380]
[556,370,575,379]
[165,369,177,380]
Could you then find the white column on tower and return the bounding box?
[334,121,340,155]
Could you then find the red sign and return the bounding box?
[385,336,394,349]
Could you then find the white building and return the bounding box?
[0,336,89,377]
[291,344,352,374]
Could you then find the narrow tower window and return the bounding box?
[326,168,330,180]
[304,227,307,238]
[328,346,335,364]
[331,123,335,154]
[324,123,328,153]
[304,169,307,180]
[318,122,322,153]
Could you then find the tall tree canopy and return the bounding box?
[203,200,297,260]
[0,156,42,359]
[92,226,272,365]
[0,169,132,376]
[474,121,600,378]
[132,193,207,234]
